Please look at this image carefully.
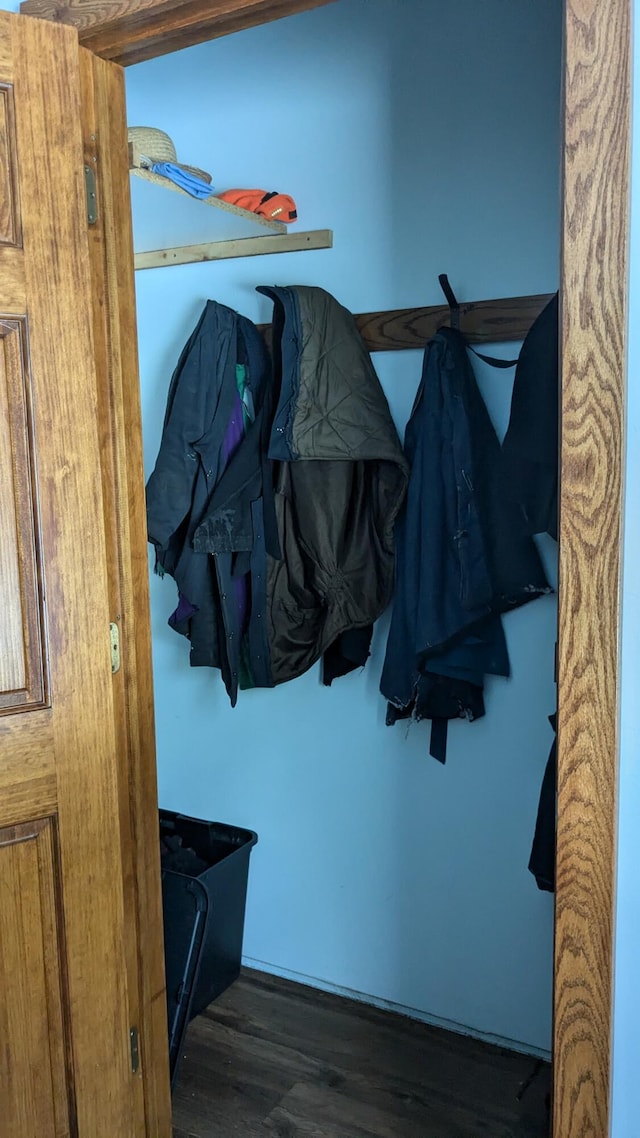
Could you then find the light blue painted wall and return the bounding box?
[611,5,640,1136]
[126,0,561,1052]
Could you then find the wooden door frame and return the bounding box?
[18,0,339,64]
[28,0,629,1135]
[555,1,630,1134]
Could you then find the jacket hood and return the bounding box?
[257,284,408,474]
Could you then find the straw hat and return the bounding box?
[128,126,212,186]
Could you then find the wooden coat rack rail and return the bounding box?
[259,292,554,353]
[356,292,554,351]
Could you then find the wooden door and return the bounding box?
[0,11,143,1135]
[78,45,173,1138]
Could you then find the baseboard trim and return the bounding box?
[242,955,552,1062]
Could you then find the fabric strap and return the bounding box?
[469,346,519,369]
[429,718,448,764]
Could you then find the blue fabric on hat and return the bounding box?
[151,162,214,199]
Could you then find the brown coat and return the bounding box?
[258,285,409,685]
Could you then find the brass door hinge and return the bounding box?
[84,163,98,225]
[130,1027,140,1074]
[110,622,121,674]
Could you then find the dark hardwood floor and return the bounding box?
[172,969,551,1138]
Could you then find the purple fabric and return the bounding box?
[169,591,199,629]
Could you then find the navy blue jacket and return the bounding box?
[146,300,276,705]
[381,326,550,758]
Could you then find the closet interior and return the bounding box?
[125,0,562,1133]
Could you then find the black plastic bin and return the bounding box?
[159,809,258,1083]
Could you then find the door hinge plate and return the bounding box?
[84,163,98,225]
[130,1027,140,1074]
[110,622,120,674]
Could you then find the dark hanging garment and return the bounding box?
[381,326,551,761]
[529,715,557,892]
[257,284,408,688]
[500,296,560,883]
[501,293,559,539]
[145,299,278,706]
[147,288,408,704]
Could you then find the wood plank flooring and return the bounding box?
[172,969,551,1138]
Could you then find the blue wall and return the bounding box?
[127,0,561,1053]
[612,3,640,1133]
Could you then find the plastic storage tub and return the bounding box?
[159,809,258,1082]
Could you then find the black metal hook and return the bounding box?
[438,273,460,330]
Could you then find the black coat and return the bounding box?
[381,326,551,759]
[502,293,559,539]
[146,300,277,705]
